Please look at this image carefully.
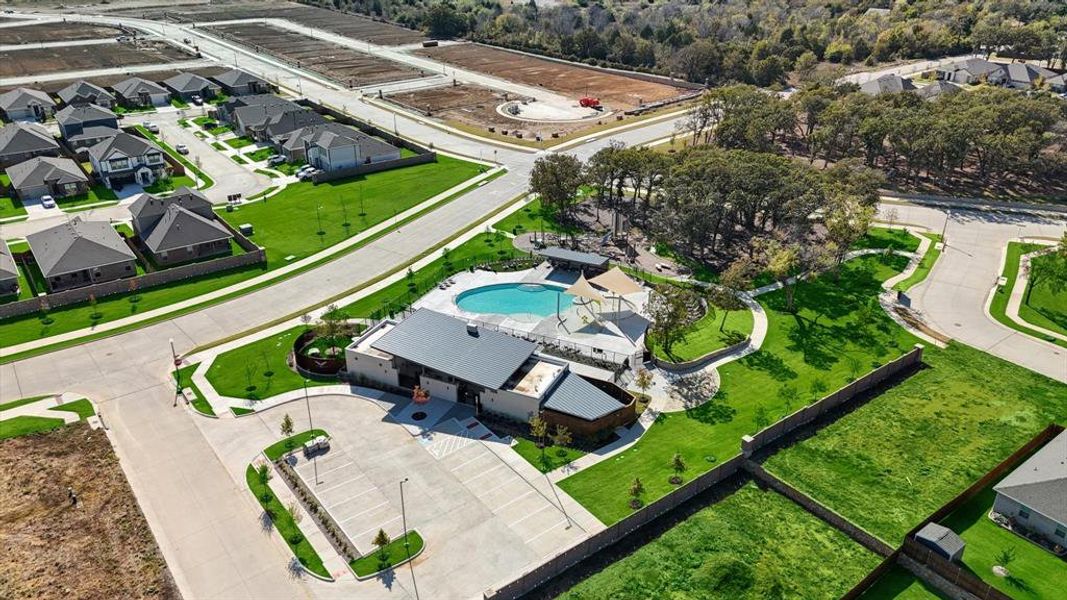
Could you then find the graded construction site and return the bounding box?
[207,22,427,87]
[0,20,127,45]
[115,0,425,45]
[0,39,194,79]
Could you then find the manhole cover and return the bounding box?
[412,411,428,422]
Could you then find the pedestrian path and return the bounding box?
[1004,242,1066,343]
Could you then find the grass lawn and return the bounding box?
[274,161,306,176]
[0,188,27,220]
[246,147,274,162]
[231,154,248,165]
[560,484,881,599]
[1018,250,1067,338]
[211,141,226,151]
[855,227,921,253]
[0,397,94,440]
[50,398,95,419]
[989,243,1067,349]
[512,437,586,473]
[219,155,483,269]
[244,464,329,578]
[350,530,424,577]
[559,253,918,524]
[492,198,580,236]
[174,363,215,416]
[762,343,1067,544]
[143,175,197,194]
[205,326,337,400]
[232,406,255,416]
[170,98,189,109]
[893,232,943,293]
[859,565,946,599]
[226,136,254,149]
[114,105,155,115]
[264,429,328,461]
[55,185,119,211]
[648,302,754,363]
[941,487,1067,600]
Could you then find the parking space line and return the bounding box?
[448,450,492,472]
[524,519,570,544]
[507,503,551,527]
[327,485,382,510]
[493,489,535,511]
[352,515,402,540]
[473,474,523,499]
[314,460,355,478]
[459,462,506,484]
[314,472,369,494]
[336,500,389,524]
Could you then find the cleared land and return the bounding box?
[560,484,881,599]
[126,1,425,45]
[417,43,688,110]
[209,22,425,87]
[0,21,125,44]
[762,343,1067,544]
[0,40,192,78]
[0,424,179,599]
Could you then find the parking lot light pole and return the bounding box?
[303,380,319,485]
[399,477,419,599]
[170,338,180,406]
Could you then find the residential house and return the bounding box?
[26,217,137,292]
[0,241,18,297]
[218,95,323,140]
[0,88,56,122]
[216,94,295,127]
[129,188,233,266]
[4,156,89,201]
[915,80,963,101]
[88,132,168,189]
[993,429,1067,549]
[346,309,637,436]
[163,72,221,101]
[282,122,400,172]
[57,81,115,109]
[0,122,60,167]
[936,58,1008,85]
[1048,73,1067,94]
[1001,63,1058,89]
[56,104,120,149]
[859,74,917,96]
[112,77,171,108]
[211,68,270,96]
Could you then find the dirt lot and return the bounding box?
[120,0,425,45]
[417,43,690,110]
[0,423,180,600]
[0,40,193,79]
[208,22,427,87]
[0,21,126,45]
[0,66,230,95]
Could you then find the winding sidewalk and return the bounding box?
[1004,243,1066,343]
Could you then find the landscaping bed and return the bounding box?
[350,531,425,578]
[245,463,329,579]
[206,326,341,400]
[989,243,1067,348]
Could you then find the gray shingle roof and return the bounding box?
[859,74,917,96]
[129,187,212,224]
[285,122,397,156]
[372,309,537,390]
[88,132,160,162]
[67,126,121,144]
[262,109,324,138]
[916,81,962,100]
[164,72,219,94]
[542,371,625,421]
[0,122,59,157]
[940,58,1005,78]
[0,87,55,112]
[0,240,17,282]
[915,523,965,558]
[57,81,114,106]
[213,68,267,88]
[142,203,232,254]
[26,217,135,278]
[536,246,610,268]
[56,104,117,127]
[112,77,168,99]
[995,429,1067,525]
[5,156,87,189]
[1003,63,1057,86]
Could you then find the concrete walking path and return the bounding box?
[1001,241,1066,343]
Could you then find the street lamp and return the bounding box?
[399,477,419,599]
[303,379,319,485]
[169,338,180,406]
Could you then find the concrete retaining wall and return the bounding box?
[651,337,749,372]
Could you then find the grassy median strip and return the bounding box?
[174,363,215,416]
[988,242,1067,349]
[264,429,329,461]
[350,530,424,578]
[892,232,943,293]
[245,463,329,579]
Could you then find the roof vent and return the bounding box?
[466,322,479,336]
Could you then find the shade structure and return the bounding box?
[589,267,643,297]
[565,273,607,304]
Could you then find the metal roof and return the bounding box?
[536,246,609,268]
[142,204,232,254]
[5,156,87,190]
[26,217,136,278]
[371,309,536,390]
[542,371,625,421]
[994,429,1067,525]
[0,122,59,157]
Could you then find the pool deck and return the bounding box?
[413,264,649,366]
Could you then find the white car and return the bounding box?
[144,122,159,133]
[40,195,56,209]
[175,144,189,155]
[191,95,203,106]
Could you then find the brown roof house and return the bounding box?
[26,217,137,292]
[129,188,233,266]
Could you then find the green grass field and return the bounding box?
[0,178,27,220]
[220,156,483,268]
[762,343,1067,544]
[174,363,215,416]
[559,253,917,524]
[648,302,754,363]
[941,487,1066,600]
[491,198,581,236]
[560,484,881,599]
[264,429,329,461]
[0,397,94,440]
[512,437,587,473]
[855,228,921,253]
[989,243,1067,348]
[205,326,337,400]
[350,530,425,577]
[859,566,945,599]
[226,136,254,149]
[893,232,943,292]
[55,185,118,211]
[1018,250,1067,338]
[246,147,274,162]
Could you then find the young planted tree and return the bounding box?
[634,368,653,397]
[280,413,295,454]
[373,529,391,560]
[712,257,755,331]
[629,477,645,509]
[648,284,699,358]
[529,414,548,460]
[256,462,273,503]
[550,424,572,457]
[669,452,686,485]
[767,244,801,312]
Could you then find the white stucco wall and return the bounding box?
[420,374,458,402]
[345,349,399,388]
[480,388,540,422]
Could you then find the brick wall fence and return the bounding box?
[484,345,928,599]
[0,221,265,320]
[741,344,925,457]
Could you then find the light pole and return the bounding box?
[399,477,419,599]
[303,380,318,485]
[169,338,180,406]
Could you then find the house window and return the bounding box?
[1019,507,1030,519]
[108,157,130,171]
[1056,527,1065,539]
[146,153,163,165]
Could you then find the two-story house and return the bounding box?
[88,133,168,189]
[56,104,120,149]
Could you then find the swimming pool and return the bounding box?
[455,283,574,318]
